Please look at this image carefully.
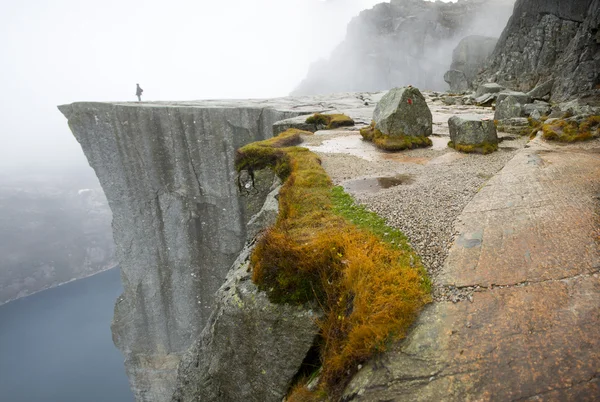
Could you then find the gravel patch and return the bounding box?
[317,136,529,301]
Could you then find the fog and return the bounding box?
[0,0,428,170]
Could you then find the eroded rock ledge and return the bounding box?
[58,95,373,401]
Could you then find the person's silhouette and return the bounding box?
[136,83,144,101]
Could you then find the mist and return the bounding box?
[0,0,394,170]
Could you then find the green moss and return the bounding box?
[306,113,355,130]
[542,115,600,143]
[360,121,432,151]
[448,141,498,154]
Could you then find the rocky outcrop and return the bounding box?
[481,0,600,101]
[58,95,375,401]
[58,101,304,401]
[494,95,526,120]
[172,237,320,402]
[444,35,498,92]
[292,0,515,95]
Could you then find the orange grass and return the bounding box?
[235,129,431,400]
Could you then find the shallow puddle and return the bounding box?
[343,174,415,193]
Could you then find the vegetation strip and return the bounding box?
[360,121,432,151]
[235,129,431,400]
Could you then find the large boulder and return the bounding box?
[448,115,498,154]
[445,35,498,91]
[524,101,552,119]
[373,86,433,137]
[475,83,504,97]
[494,95,526,121]
[444,69,469,93]
[496,91,532,105]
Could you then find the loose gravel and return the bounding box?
[316,135,529,301]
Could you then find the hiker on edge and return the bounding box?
[136,83,143,101]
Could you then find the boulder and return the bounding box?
[273,114,321,135]
[527,79,554,100]
[524,101,552,118]
[448,115,498,153]
[475,83,504,97]
[474,93,497,107]
[444,69,469,93]
[373,86,433,137]
[441,95,458,106]
[494,96,526,121]
[496,117,530,134]
[496,91,532,105]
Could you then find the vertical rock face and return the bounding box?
[482,0,600,101]
[292,0,515,95]
[444,35,498,91]
[58,102,301,401]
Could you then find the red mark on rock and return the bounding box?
[407,99,413,105]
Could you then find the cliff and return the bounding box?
[292,0,515,95]
[58,95,373,401]
[482,0,600,101]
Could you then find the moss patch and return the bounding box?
[306,113,355,130]
[542,115,600,142]
[448,140,498,155]
[235,129,431,400]
[360,121,432,151]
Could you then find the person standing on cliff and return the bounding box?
[135,83,143,102]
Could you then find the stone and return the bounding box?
[172,193,320,402]
[496,91,532,105]
[441,95,458,106]
[475,83,504,97]
[448,115,498,147]
[373,87,433,138]
[272,114,320,135]
[474,93,497,107]
[524,102,552,118]
[527,79,554,100]
[494,96,526,121]
[446,35,498,91]
[444,70,469,93]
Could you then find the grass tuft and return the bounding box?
[235,129,431,400]
[306,113,355,130]
[360,121,432,151]
[448,140,498,154]
[542,115,600,143]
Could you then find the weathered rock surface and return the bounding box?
[523,101,551,119]
[448,115,497,145]
[482,0,600,101]
[172,245,320,402]
[293,0,515,95]
[58,95,375,401]
[475,82,504,97]
[374,87,432,137]
[495,91,531,105]
[445,35,498,92]
[344,136,600,400]
[494,95,526,121]
[444,70,469,93]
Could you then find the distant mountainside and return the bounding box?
[292,0,515,95]
[0,168,115,305]
[481,0,600,101]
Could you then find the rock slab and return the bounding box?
[448,115,497,145]
[344,137,600,400]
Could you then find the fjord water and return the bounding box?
[0,268,133,402]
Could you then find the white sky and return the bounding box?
[0,0,456,170]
